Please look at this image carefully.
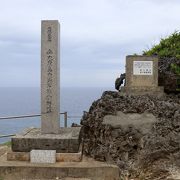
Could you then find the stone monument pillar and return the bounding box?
[10,20,81,160]
[41,20,60,134]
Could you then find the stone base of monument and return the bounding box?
[11,127,81,153]
[0,154,120,180]
[1,146,119,180]
[7,148,82,162]
[120,86,164,96]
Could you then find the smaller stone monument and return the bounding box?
[121,55,164,95]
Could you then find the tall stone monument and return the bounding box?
[121,55,164,95]
[41,20,60,134]
[9,20,81,161]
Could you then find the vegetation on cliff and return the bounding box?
[143,31,180,61]
[142,31,180,92]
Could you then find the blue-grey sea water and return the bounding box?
[0,87,112,143]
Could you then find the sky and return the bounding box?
[0,0,180,88]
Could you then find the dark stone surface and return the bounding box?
[158,57,180,93]
[11,127,81,153]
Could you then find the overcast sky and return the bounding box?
[0,0,180,87]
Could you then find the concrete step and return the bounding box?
[0,153,120,180]
[7,149,82,162]
[12,127,81,153]
[6,178,92,180]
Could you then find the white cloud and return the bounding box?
[0,0,179,87]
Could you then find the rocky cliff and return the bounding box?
[81,92,180,179]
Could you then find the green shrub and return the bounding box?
[171,63,180,75]
[143,31,180,59]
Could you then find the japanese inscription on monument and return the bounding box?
[46,48,53,113]
[133,61,153,75]
[41,20,60,134]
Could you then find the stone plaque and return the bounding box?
[133,61,153,75]
[121,56,164,95]
[30,150,56,163]
[41,20,60,134]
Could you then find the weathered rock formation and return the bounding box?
[159,57,180,93]
[81,92,180,179]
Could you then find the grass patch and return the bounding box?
[1,141,11,147]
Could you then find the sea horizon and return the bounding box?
[0,86,114,143]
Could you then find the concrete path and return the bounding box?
[0,146,120,180]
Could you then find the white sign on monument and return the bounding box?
[30,150,56,163]
[133,61,153,75]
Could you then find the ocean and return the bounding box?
[0,87,112,143]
